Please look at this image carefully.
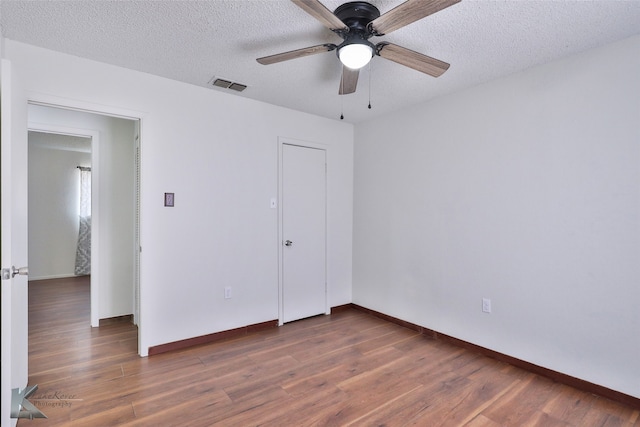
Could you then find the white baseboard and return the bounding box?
[29,273,79,281]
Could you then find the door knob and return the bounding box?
[1,266,28,280]
[284,240,293,247]
[12,266,29,278]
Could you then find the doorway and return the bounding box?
[280,141,327,323]
[28,131,91,282]
[27,103,140,333]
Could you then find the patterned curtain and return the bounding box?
[75,168,91,275]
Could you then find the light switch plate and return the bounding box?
[164,193,174,207]
[482,298,492,313]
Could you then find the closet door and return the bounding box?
[281,144,327,323]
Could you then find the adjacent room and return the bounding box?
[1,0,639,424]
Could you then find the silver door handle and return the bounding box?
[284,240,293,247]
[13,266,29,277]
[1,266,29,280]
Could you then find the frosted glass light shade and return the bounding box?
[339,43,373,69]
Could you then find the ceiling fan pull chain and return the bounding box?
[340,69,345,120]
[368,61,372,109]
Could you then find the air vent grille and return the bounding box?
[229,83,247,92]
[212,78,233,88]
[211,78,247,92]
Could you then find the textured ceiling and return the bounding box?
[2,0,640,123]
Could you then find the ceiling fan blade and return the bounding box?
[257,44,336,65]
[339,66,359,95]
[369,0,460,36]
[377,42,449,77]
[291,0,349,32]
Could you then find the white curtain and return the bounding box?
[75,168,91,275]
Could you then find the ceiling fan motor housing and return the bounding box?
[333,2,380,60]
[334,1,380,33]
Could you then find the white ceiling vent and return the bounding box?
[211,78,247,92]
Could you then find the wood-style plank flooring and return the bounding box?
[22,276,639,426]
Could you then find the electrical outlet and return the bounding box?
[482,298,492,313]
[224,287,232,299]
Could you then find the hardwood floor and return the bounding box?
[22,277,639,426]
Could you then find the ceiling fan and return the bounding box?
[257,0,460,95]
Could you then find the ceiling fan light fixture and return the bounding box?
[338,42,373,69]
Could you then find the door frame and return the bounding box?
[26,95,144,345]
[277,137,330,325]
[27,122,101,327]
[26,93,145,340]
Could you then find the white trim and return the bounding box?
[27,93,148,121]
[26,93,146,356]
[26,274,86,282]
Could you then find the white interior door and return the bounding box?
[1,59,30,426]
[281,143,327,323]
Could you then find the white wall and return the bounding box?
[28,133,91,280]
[3,40,354,356]
[353,35,640,398]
